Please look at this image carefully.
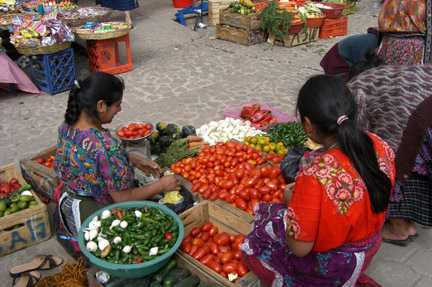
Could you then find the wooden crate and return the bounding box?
[178,201,260,287]
[219,9,262,31]
[19,145,59,200]
[216,24,267,46]
[268,27,319,47]
[209,0,231,26]
[0,164,51,257]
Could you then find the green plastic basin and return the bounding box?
[78,201,184,278]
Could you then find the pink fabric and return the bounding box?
[0,52,42,97]
[54,181,63,204]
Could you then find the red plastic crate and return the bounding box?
[319,16,348,39]
[86,34,132,75]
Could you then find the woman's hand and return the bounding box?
[283,182,295,204]
[160,175,181,191]
[130,154,162,178]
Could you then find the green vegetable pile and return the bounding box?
[84,206,179,264]
[149,122,197,155]
[155,138,200,168]
[265,122,308,149]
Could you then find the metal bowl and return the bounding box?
[115,121,154,142]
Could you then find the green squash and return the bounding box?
[159,135,173,148]
[181,125,196,137]
[167,124,181,136]
[156,122,168,136]
[148,131,160,145]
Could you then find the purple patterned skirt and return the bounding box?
[241,203,381,287]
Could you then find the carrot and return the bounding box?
[187,135,203,142]
[189,141,209,148]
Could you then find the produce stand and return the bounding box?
[0,164,51,257]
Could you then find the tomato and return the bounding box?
[207,260,222,273]
[188,245,198,256]
[219,180,234,190]
[269,168,279,179]
[190,227,201,238]
[272,155,283,164]
[257,157,266,165]
[235,198,247,210]
[208,226,219,237]
[144,123,152,130]
[200,254,214,266]
[235,234,246,244]
[265,180,279,191]
[236,262,248,277]
[259,186,271,195]
[192,237,205,247]
[222,263,237,274]
[34,158,44,164]
[226,194,237,203]
[199,184,209,193]
[191,247,207,260]
[221,251,234,264]
[201,222,213,232]
[263,194,273,202]
[229,234,236,243]
[202,188,211,199]
[209,192,219,201]
[266,153,275,160]
[233,249,242,260]
[180,241,192,252]
[215,234,230,246]
[239,190,251,201]
[210,242,219,255]
[218,191,229,200]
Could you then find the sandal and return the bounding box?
[12,271,41,287]
[10,255,63,277]
[382,237,411,247]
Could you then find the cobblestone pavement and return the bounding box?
[0,0,431,286]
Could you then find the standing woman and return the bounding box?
[100,0,139,26]
[54,72,180,239]
[241,75,395,286]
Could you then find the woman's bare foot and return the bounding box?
[382,218,410,241]
[405,219,417,237]
[125,11,132,25]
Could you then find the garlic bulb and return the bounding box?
[113,236,122,244]
[91,216,99,222]
[135,210,142,218]
[110,219,121,229]
[149,247,158,256]
[89,220,101,230]
[98,237,110,251]
[122,245,132,254]
[120,220,128,229]
[101,209,111,220]
[89,229,98,241]
[84,231,90,241]
[86,241,98,253]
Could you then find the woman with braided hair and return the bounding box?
[53,72,180,239]
[241,75,395,286]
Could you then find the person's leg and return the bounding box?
[125,11,132,25]
[382,218,410,241]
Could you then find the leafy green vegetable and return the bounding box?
[155,138,200,168]
[265,122,308,149]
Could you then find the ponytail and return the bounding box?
[297,75,391,213]
[64,83,81,125]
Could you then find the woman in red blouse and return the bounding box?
[241,75,395,286]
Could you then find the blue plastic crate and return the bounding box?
[29,47,76,95]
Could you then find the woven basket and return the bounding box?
[61,7,113,27]
[73,23,131,40]
[0,12,38,30]
[15,41,72,55]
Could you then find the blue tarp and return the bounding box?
[175,2,209,26]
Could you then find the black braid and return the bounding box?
[64,83,81,125]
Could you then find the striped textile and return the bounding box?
[101,0,139,11]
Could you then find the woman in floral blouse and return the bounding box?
[53,72,180,238]
[241,75,395,286]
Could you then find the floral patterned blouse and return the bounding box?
[53,122,134,204]
[286,133,395,253]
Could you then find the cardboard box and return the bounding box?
[269,27,319,47]
[178,201,260,287]
[20,145,59,200]
[219,9,262,31]
[216,24,267,46]
[0,164,51,257]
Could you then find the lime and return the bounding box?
[18,201,28,210]
[10,206,20,214]
[0,210,3,217]
[28,201,38,207]
[0,200,6,212]
[19,195,33,202]
[4,208,11,217]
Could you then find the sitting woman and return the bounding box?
[53,72,180,239]
[241,75,395,286]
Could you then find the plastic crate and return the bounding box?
[319,16,348,39]
[86,34,132,75]
[29,47,76,95]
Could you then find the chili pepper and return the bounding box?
[251,110,270,123]
[132,257,143,264]
[164,232,173,239]
[117,207,122,219]
[251,104,261,115]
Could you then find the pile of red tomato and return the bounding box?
[33,155,55,169]
[171,141,286,215]
[180,222,248,280]
[0,178,21,197]
[116,122,152,140]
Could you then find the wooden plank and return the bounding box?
[209,0,232,26]
[269,27,319,47]
[216,24,267,46]
[19,145,59,200]
[178,201,259,287]
[0,164,51,257]
[219,9,262,31]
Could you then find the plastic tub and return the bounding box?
[78,201,184,278]
[315,2,346,19]
[306,16,326,28]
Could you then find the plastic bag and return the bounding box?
[222,101,297,131]
[281,144,310,183]
[162,188,195,215]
